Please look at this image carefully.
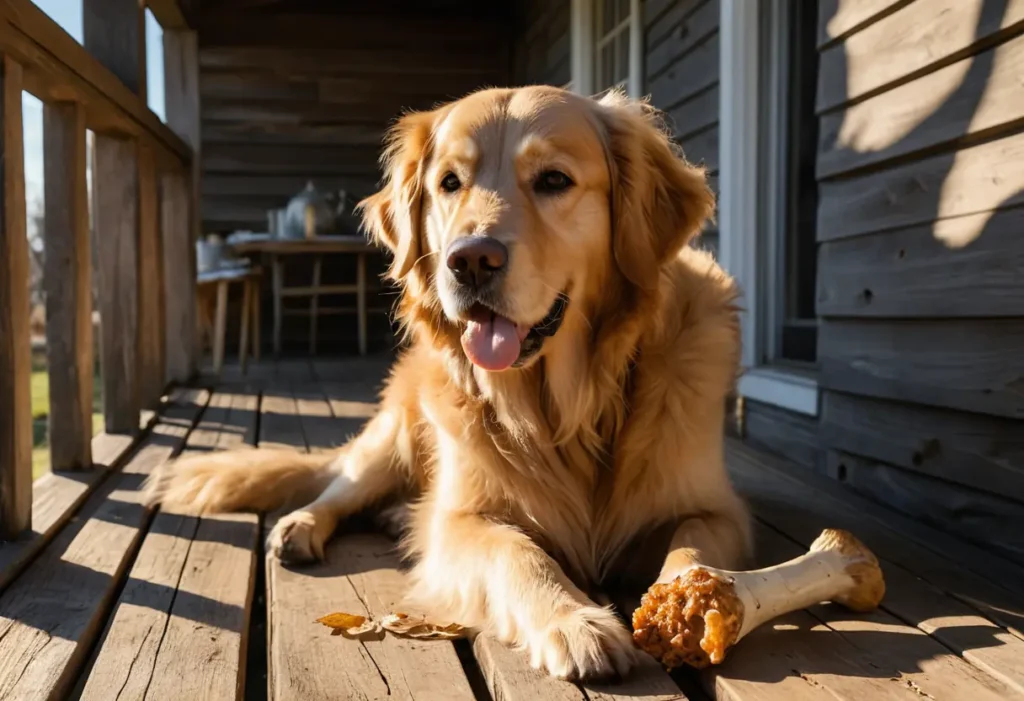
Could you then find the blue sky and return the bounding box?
[25,1,165,215]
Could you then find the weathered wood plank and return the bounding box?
[646,0,718,80]
[0,55,31,539]
[203,174,377,199]
[750,488,1024,693]
[816,208,1024,317]
[197,12,504,50]
[678,124,718,173]
[0,422,156,594]
[817,130,1024,241]
[473,635,587,701]
[818,31,1024,178]
[648,32,719,111]
[137,141,165,408]
[743,400,820,472]
[161,168,196,383]
[82,0,145,98]
[727,439,1024,637]
[0,391,207,701]
[816,0,912,48]
[92,134,141,434]
[203,142,381,177]
[202,120,385,147]
[198,46,505,77]
[81,390,259,701]
[262,382,478,701]
[665,84,717,140]
[748,523,1020,700]
[816,0,1024,112]
[819,318,1024,419]
[821,391,1024,501]
[645,0,704,45]
[42,100,93,471]
[828,450,1024,564]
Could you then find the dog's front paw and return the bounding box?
[267,510,332,564]
[529,605,637,681]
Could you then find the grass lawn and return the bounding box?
[31,352,104,479]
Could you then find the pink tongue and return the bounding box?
[462,313,522,371]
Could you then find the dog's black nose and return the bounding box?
[446,236,508,289]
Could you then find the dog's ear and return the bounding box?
[358,109,436,280]
[596,91,715,288]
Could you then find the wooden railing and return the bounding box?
[0,0,200,540]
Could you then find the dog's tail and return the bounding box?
[144,448,338,515]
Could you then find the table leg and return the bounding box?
[252,276,262,363]
[239,277,252,375]
[213,280,228,375]
[309,255,322,356]
[357,251,367,356]
[272,254,283,358]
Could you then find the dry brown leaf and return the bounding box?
[380,612,468,640]
[316,612,385,640]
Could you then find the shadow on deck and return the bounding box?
[0,355,1022,700]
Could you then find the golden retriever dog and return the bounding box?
[147,86,750,681]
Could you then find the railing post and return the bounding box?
[82,0,147,102]
[0,55,32,537]
[161,167,195,383]
[137,142,165,405]
[164,29,201,375]
[42,101,94,470]
[91,134,141,434]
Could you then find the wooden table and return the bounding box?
[229,235,376,357]
[196,265,262,375]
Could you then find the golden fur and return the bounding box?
[147,86,751,680]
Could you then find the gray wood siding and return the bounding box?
[513,0,571,87]
[645,0,720,254]
[197,10,509,234]
[815,0,1024,559]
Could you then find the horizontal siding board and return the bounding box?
[816,0,914,48]
[203,175,379,199]
[648,31,719,110]
[199,47,506,76]
[202,122,385,147]
[646,0,705,46]
[821,391,1024,502]
[678,124,718,172]
[645,0,719,80]
[665,84,717,139]
[816,207,1024,317]
[744,400,820,472]
[203,143,381,176]
[817,32,1024,178]
[830,450,1024,564]
[817,0,1024,113]
[200,72,488,103]
[197,13,504,49]
[201,98,438,125]
[818,319,1024,419]
[816,130,1024,241]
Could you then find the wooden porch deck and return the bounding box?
[1,357,1023,701]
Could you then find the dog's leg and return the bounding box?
[268,409,404,564]
[657,506,751,583]
[409,512,637,681]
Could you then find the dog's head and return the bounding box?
[360,86,714,373]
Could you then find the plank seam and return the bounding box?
[817,20,1024,116]
[646,28,719,85]
[816,0,916,51]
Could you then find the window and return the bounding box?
[570,0,642,98]
[759,0,819,366]
[720,0,821,415]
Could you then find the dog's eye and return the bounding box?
[534,170,573,194]
[440,172,462,193]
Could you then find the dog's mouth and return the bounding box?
[460,293,570,372]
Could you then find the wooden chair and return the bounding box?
[196,266,263,375]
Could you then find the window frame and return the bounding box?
[569,0,643,98]
[720,0,821,416]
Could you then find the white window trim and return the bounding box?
[570,0,643,98]
[719,0,819,417]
